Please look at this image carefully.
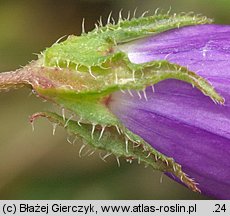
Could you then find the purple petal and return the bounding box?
[120,24,230,103]
[109,24,230,199]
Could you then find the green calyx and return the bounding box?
[0,12,223,192]
[30,111,200,192]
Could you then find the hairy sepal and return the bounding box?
[91,12,212,43]
[44,13,212,69]
[30,111,200,192]
[32,52,224,126]
[0,12,223,194]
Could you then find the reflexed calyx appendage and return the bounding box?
[0,12,224,192]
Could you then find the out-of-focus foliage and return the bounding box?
[0,0,229,199]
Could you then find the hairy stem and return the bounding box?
[0,69,31,91]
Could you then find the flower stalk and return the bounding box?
[0,69,30,91]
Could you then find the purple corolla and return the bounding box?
[108,24,230,199]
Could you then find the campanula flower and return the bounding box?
[0,13,228,199]
[108,24,230,199]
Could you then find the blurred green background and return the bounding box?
[0,0,229,200]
